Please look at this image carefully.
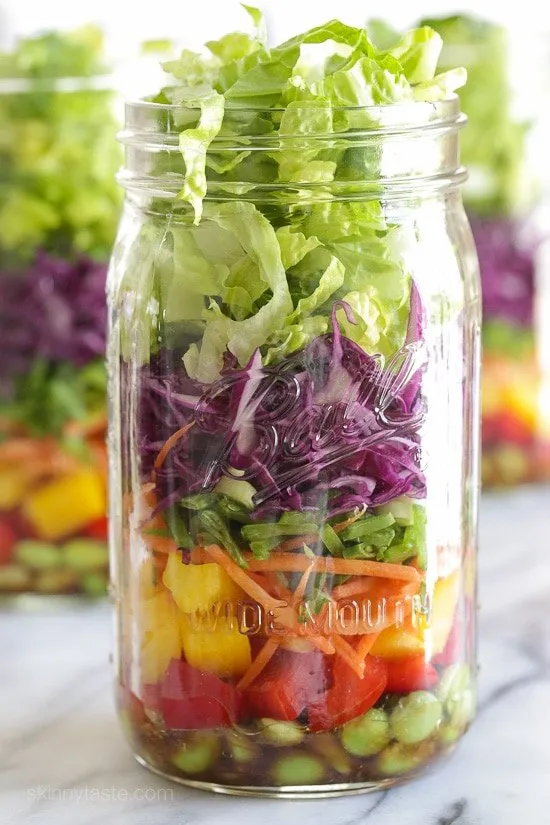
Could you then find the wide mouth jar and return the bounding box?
[0,57,121,599]
[109,79,480,797]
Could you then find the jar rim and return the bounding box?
[125,93,461,128]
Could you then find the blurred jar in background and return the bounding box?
[418,14,550,488]
[0,25,121,598]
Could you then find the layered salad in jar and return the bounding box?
[113,10,477,793]
[419,14,550,486]
[0,27,121,595]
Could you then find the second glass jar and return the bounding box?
[109,97,480,796]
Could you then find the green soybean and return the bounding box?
[271,753,325,786]
[62,540,109,571]
[341,708,391,757]
[260,719,305,747]
[80,572,108,596]
[390,691,442,745]
[35,569,79,593]
[310,734,352,774]
[0,564,31,590]
[14,540,61,569]
[437,665,474,729]
[438,724,462,746]
[225,731,259,763]
[377,742,432,776]
[172,734,220,774]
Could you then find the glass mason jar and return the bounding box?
[109,96,480,796]
[0,27,121,598]
[419,14,550,487]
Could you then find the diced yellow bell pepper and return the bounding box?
[138,556,163,600]
[180,614,251,678]
[139,590,181,683]
[370,571,461,659]
[163,555,244,614]
[22,469,105,541]
[0,467,28,511]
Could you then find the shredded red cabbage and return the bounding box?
[470,215,537,328]
[0,251,107,378]
[139,301,427,515]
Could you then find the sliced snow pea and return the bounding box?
[437,664,474,729]
[389,691,442,745]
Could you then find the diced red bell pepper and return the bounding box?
[384,655,438,693]
[0,518,17,564]
[243,650,329,722]
[432,610,463,668]
[308,655,387,732]
[122,689,149,727]
[84,516,109,542]
[159,659,242,730]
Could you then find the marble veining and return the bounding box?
[2,486,550,825]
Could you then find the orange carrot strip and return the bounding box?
[202,544,282,611]
[332,578,379,601]
[355,633,380,660]
[64,412,107,438]
[246,554,421,582]
[331,635,365,678]
[152,421,195,481]
[237,638,279,690]
[291,563,315,606]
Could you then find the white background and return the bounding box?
[1,0,549,54]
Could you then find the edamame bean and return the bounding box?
[62,539,109,571]
[271,753,325,786]
[14,540,61,569]
[310,733,352,774]
[437,665,474,729]
[260,719,305,747]
[389,691,442,745]
[226,731,259,763]
[0,564,31,590]
[35,569,79,593]
[341,708,390,757]
[81,572,108,596]
[377,741,434,777]
[172,733,220,774]
[438,724,461,746]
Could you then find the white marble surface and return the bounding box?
[2,487,550,825]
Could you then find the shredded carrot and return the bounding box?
[246,553,421,582]
[331,635,365,678]
[332,578,379,601]
[152,421,195,481]
[202,544,282,611]
[332,576,420,602]
[291,563,316,606]
[237,638,279,690]
[355,633,380,660]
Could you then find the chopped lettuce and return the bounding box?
[126,13,465,378]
